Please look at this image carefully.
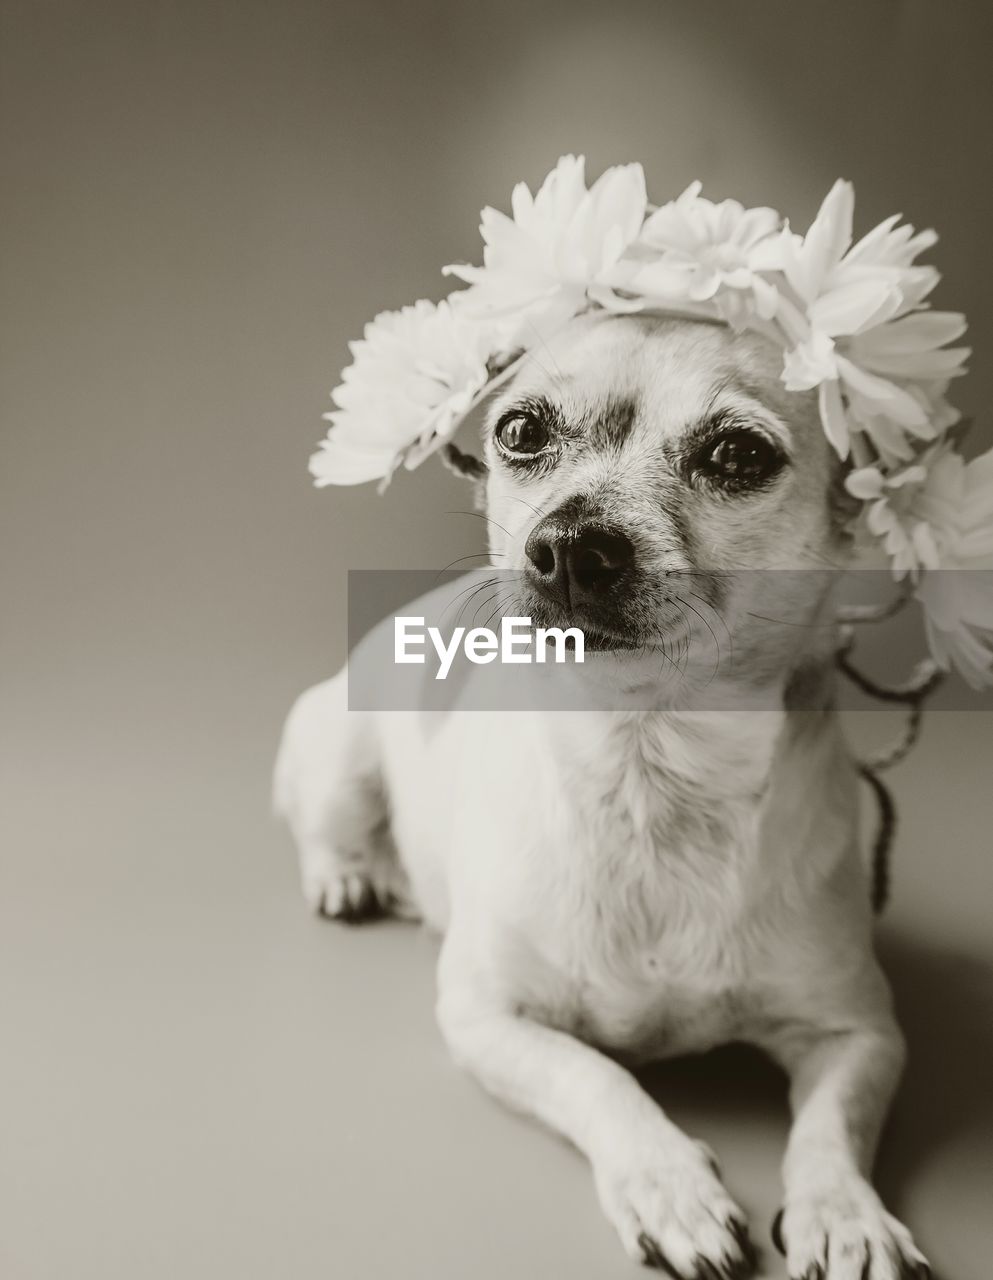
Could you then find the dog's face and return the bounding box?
[482,313,851,680]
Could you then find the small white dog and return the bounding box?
[275,314,930,1280]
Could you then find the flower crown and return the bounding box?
[310,155,993,688]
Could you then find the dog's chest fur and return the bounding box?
[498,711,790,1059]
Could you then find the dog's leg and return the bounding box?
[769,1000,930,1280]
[437,951,756,1277]
[274,674,416,922]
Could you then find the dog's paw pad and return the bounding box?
[778,1179,930,1280]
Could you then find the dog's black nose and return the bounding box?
[525,518,635,606]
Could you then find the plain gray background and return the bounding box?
[2,2,991,1277]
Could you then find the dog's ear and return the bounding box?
[440,443,488,510]
[441,443,488,480]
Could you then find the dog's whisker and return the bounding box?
[671,593,723,684]
[669,607,693,681]
[744,610,836,629]
[685,590,733,645]
[675,601,711,691]
[685,589,734,669]
[479,591,514,634]
[471,589,503,629]
[523,318,567,383]
[454,581,504,632]
[505,494,551,522]
[433,551,501,583]
[446,509,515,542]
[442,575,501,630]
[519,345,557,387]
[439,571,500,612]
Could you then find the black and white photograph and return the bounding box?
[3,3,992,1278]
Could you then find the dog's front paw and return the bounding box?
[595,1137,756,1278]
[774,1176,930,1280]
[298,844,385,922]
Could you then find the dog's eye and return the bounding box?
[695,428,785,489]
[495,411,550,457]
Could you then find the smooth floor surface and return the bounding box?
[1,709,991,1280]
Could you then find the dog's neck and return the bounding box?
[542,650,841,808]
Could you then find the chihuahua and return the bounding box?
[275,314,929,1280]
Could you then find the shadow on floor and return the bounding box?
[875,927,993,1208]
[629,926,993,1213]
[636,1040,787,1130]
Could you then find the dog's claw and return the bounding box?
[317,872,387,923]
[638,1231,679,1275]
[637,1221,756,1280]
[728,1218,757,1269]
[771,1208,786,1256]
[776,1191,929,1280]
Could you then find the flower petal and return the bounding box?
[808,280,902,337]
[818,378,850,458]
[783,331,838,390]
[836,356,930,428]
[845,467,885,501]
[792,179,855,300]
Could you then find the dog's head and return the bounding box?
[481,313,853,688]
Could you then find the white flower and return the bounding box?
[764,180,912,355]
[621,182,781,327]
[845,459,937,577]
[815,354,938,462]
[846,446,993,687]
[443,154,647,341]
[845,311,969,383]
[918,569,993,689]
[764,180,966,459]
[841,315,969,462]
[841,210,940,312]
[309,299,494,486]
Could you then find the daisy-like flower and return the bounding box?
[841,317,968,466]
[764,180,910,368]
[762,180,967,459]
[621,182,781,327]
[918,567,993,690]
[843,213,936,263]
[846,446,993,687]
[845,458,937,577]
[309,299,494,487]
[443,154,648,342]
